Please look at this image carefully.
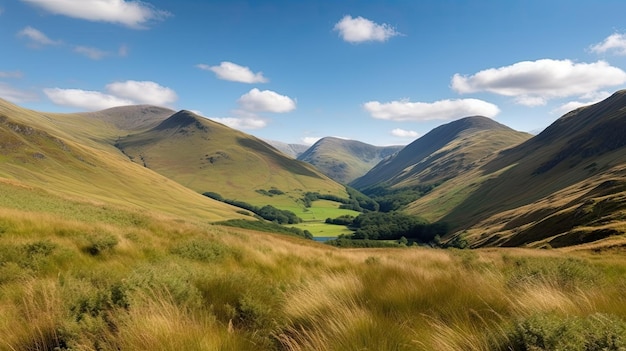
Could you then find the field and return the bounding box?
[1,186,626,350]
[283,199,360,237]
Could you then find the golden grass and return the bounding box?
[1,196,625,350]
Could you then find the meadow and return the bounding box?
[1,188,625,351]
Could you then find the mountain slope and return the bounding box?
[0,99,245,222]
[116,110,348,207]
[263,139,309,158]
[351,116,531,189]
[297,137,402,184]
[410,90,626,247]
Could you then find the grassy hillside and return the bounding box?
[1,198,625,350]
[116,110,349,208]
[351,116,531,189]
[298,137,402,184]
[409,90,626,248]
[0,99,245,222]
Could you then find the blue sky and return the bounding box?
[2,0,626,146]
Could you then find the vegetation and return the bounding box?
[303,186,378,212]
[202,192,302,224]
[362,183,439,212]
[215,219,313,240]
[2,203,626,350]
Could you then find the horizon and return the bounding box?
[1,0,626,146]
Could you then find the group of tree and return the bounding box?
[325,211,448,244]
[202,192,301,224]
[361,183,440,212]
[303,186,378,212]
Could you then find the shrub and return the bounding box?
[504,313,626,351]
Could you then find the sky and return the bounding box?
[2,0,626,146]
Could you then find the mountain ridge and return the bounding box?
[351,116,531,189]
[297,137,402,184]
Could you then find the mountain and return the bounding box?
[0,99,245,221]
[263,139,309,158]
[408,90,626,248]
[297,137,403,184]
[351,116,531,189]
[115,110,348,207]
[84,105,174,132]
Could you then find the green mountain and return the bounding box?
[297,137,402,184]
[115,110,348,207]
[351,116,531,189]
[0,99,245,221]
[407,90,626,247]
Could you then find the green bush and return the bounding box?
[504,313,626,351]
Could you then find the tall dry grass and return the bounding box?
[1,205,625,350]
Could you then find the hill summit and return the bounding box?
[351,116,531,189]
[298,137,402,184]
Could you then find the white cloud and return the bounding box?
[21,0,169,29]
[74,46,108,60]
[209,117,267,130]
[364,98,500,121]
[44,88,134,111]
[44,80,177,111]
[451,59,626,105]
[514,96,547,107]
[105,80,177,106]
[0,83,38,103]
[590,33,626,56]
[551,91,611,116]
[198,61,268,83]
[237,88,296,113]
[334,15,400,43]
[302,137,321,145]
[391,128,419,138]
[17,26,60,46]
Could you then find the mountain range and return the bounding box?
[2,89,626,248]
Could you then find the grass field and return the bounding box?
[282,199,359,237]
[1,186,626,350]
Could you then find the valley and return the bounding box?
[1,91,626,350]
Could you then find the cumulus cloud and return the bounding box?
[364,98,500,121]
[17,26,60,46]
[334,15,400,43]
[21,0,169,29]
[44,80,177,111]
[237,88,296,113]
[451,59,626,105]
[391,128,419,138]
[209,117,267,130]
[0,83,38,103]
[74,46,108,60]
[105,80,177,106]
[44,88,134,110]
[590,33,626,56]
[198,61,268,83]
